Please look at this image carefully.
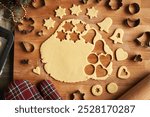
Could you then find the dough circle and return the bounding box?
[91,84,103,96]
[107,82,118,94]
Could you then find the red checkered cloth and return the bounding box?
[37,80,62,100]
[4,80,44,100]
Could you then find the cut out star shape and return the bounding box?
[70,5,82,16]
[55,6,66,19]
[86,7,98,19]
[44,17,55,29]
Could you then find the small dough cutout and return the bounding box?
[70,5,82,16]
[33,66,40,75]
[110,28,124,44]
[97,17,113,33]
[86,7,98,19]
[118,66,130,79]
[116,48,128,61]
[44,17,55,29]
[55,6,66,19]
[91,84,103,96]
[107,82,118,94]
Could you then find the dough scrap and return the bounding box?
[116,48,128,61]
[40,19,113,83]
[86,7,98,19]
[97,17,113,33]
[110,28,124,44]
[44,17,55,29]
[118,66,130,79]
[55,6,66,19]
[107,82,118,94]
[91,84,103,96]
[33,66,40,75]
[70,5,82,16]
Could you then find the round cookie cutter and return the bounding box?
[128,3,140,15]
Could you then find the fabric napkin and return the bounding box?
[4,80,62,100]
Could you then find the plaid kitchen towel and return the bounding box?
[4,80,44,100]
[37,80,62,100]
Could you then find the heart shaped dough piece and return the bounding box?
[33,66,40,75]
[116,48,128,61]
[118,66,130,79]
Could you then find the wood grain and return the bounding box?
[14,0,150,100]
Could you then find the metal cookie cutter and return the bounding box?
[0,26,14,75]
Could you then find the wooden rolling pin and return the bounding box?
[118,75,150,100]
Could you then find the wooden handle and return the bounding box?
[118,75,150,100]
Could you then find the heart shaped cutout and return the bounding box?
[33,66,40,75]
[99,54,112,68]
[118,66,130,79]
[96,65,107,77]
[116,48,128,61]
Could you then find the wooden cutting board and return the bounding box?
[14,0,150,100]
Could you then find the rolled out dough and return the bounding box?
[40,19,113,83]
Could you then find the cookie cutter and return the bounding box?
[125,18,140,28]
[17,17,34,34]
[133,54,142,62]
[71,90,85,100]
[32,0,45,8]
[0,26,14,75]
[20,41,35,53]
[135,32,150,47]
[80,0,101,4]
[128,3,140,15]
[80,0,88,4]
[108,0,123,10]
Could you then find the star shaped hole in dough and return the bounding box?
[63,22,74,32]
[55,6,66,19]
[70,5,82,16]
[86,7,98,19]
[69,32,80,42]
[44,17,55,29]
[76,22,86,33]
[56,31,67,41]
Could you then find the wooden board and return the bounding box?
[14,0,150,100]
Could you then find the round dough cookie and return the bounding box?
[107,82,118,94]
[91,84,103,96]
